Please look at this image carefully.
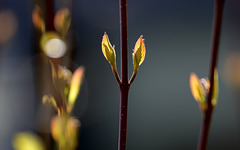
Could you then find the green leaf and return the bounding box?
[101,32,117,69]
[132,35,146,71]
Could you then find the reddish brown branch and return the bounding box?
[118,0,130,150]
[45,0,55,31]
[120,0,128,84]
[197,0,225,150]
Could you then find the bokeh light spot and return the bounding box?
[44,38,66,58]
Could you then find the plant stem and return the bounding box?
[120,0,128,84]
[119,0,130,150]
[119,85,129,150]
[112,66,122,86]
[129,70,138,85]
[198,111,213,150]
[197,0,224,150]
[45,0,55,31]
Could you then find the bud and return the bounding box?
[189,70,219,111]
[132,35,146,71]
[54,8,71,37]
[68,67,85,113]
[101,32,117,69]
[190,73,206,104]
[32,5,45,32]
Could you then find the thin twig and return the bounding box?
[129,70,138,85]
[197,0,225,150]
[112,66,122,86]
[45,0,54,31]
[119,0,130,150]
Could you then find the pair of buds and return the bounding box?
[190,69,219,112]
[32,6,71,58]
[101,32,146,85]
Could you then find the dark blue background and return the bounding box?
[0,0,240,150]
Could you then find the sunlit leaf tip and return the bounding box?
[132,35,146,71]
[68,66,85,112]
[32,5,45,32]
[12,132,45,150]
[54,8,71,37]
[101,32,116,68]
[189,73,206,104]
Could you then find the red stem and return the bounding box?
[45,0,55,31]
[119,0,130,150]
[197,0,225,150]
[119,85,129,150]
[120,0,128,84]
[198,111,213,150]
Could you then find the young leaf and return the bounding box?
[54,8,71,37]
[132,35,146,71]
[68,67,85,113]
[12,132,45,150]
[190,73,206,104]
[32,5,45,33]
[101,32,117,69]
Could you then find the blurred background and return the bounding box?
[1,0,240,149]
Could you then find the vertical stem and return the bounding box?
[207,0,224,107]
[45,0,55,31]
[119,85,129,150]
[119,0,129,150]
[197,0,224,150]
[120,0,128,84]
[198,112,213,150]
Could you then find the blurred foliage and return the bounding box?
[12,132,45,150]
